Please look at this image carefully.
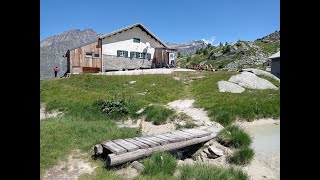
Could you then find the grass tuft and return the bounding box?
[180,163,249,180]
[141,151,177,176]
[227,147,255,165]
[143,105,175,125]
[217,125,252,148]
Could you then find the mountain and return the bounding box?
[40,29,102,80]
[178,31,280,70]
[167,40,207,56]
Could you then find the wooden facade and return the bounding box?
[67,41,102,74]
[153,48,177,68]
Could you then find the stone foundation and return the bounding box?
[103,55,152,71]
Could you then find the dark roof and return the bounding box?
[269,51,280,59]
[99,23,169,48]
[68,39,98,51]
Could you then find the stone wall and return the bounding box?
[102,55,152,71]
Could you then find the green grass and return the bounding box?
[41,74,186,121]
[141,151,177,176]
[190,71,280,126]
[217,125,252,148]
[254,41,280,54]
[40,72,279,178]
[180,163,249,180]
[143,105,175,125]
[227,147,255,165]
[40,116,140,178]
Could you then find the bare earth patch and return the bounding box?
[167,99,223,131]
[43,150,96,180]
[40,105,64,120]
[141,118,176,136]
[114,165,139,180]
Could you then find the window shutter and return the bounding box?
[125,51,128,58]
[117,50,120,57]
[136,52,139,58]
[142,53,146,59]
[147,53,151,60]
[130,52,134,59]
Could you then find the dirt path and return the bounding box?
[43,150,95,180]
[167,99,223,131]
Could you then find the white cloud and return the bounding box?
[201,36,216,45]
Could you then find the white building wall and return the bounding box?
[101,26,166,59]
[102,39,155,59]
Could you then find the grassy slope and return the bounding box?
[190,71,280,126]
[40,72,279,178]
[40,74,186,178]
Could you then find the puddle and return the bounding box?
[246,123,280,156]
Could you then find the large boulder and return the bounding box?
[242,68,280,82]
[218,81,245,93]
[228,72,278,90]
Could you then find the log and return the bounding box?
[94,144,103,155]
[106,132,217,166]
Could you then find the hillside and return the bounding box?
[178,31,280,70]
[40,29,102,80]
[167,40,207,56]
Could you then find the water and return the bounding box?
[246,123,280,157]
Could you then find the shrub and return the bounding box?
[97,98,129,119]
[228,147,255,165]
[143,105,175,125]
[142,151,177,176]
[217,125,252,148]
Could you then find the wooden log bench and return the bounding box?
[94,127,219,166]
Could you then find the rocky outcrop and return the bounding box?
[242,68,280,82]
[167,40,207,56]
[228,72,278,90]
[218,81,245,93]
[40,29,102,80]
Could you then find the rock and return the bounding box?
[137,92,147,95]
[151,83,156,86]
[129,81,136,84]
[173,77,181,81]
[218,81,245,93]
[242,68,280,82]
[183,158,194,165]
[177,121,186,126]
[131,161,144,171]
[208,146,224,156]
[228,72,278,90]
[136,108,145,114]
[203,148,210,155]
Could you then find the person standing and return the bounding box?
[54,66,59,77]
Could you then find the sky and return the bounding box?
[40,0,280,45]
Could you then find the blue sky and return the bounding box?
[40,0,279,45]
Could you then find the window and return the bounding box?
[85,52,92,58]
[93,53,100,58]
[117,50,128,58]
[133,38,140,43]
[138,52,143,58]
[130,52,135,59]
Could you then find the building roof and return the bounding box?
[269,51,280,59]
[68,39,98,51]
[99,23,169,48]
